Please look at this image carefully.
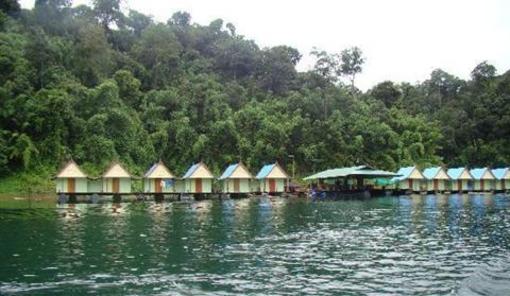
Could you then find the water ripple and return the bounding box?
[0,194,509,295]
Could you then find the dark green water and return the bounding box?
[0,194,509,295]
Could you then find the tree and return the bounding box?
[25,28,56,90]
[214,37,259,80]
[73,24,112,86]
[370,81,401,107]
[127,9,152,37]
[131,23,182,89]
[113,69,142,108]
[339,46,364,90]
[0,0,20,17]
[310,48,340,84]
[0,1,509,189]
[92,0,123,31]
[169,11,191,27]
[33,0,72,35]
[258,46,301,94]
[471,61,496,83]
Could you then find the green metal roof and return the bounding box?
[303,165,400,181]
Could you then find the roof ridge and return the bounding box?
[102,161,131,178]
[145,161,175,178]
[184,162,214,179]
[56,159,88,178]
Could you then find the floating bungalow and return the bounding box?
[55,160,88,194]
[256,162,290,193]
[303,165,399,198]
[391,166,425,192]
[492,168,510,192]
[143,160,176,193]
[447,167,473,192]
[218,162,253,193]
[102,162,132,194]
[470,168,496,192]
[182,162,214,193]
[422,167,450,192]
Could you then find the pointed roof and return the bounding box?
[56,160,87,178]
[492,168,510,180]
[183,162,214,179]
[256,162,289,179]
[447,167,473,180]
[422,167,450,180]
[391,166,424,182]
[470,168,495,180]
[219,162,253,180]
[102,161,131,178]
[144,160,175,179]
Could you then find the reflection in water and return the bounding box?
[424,194,438,233]
[0,195,509,295]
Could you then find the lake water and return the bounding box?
[0,194,509,295]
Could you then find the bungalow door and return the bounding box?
[234,179,240,193]
[480,180,484,191]
[503,180,506,190]
[457,180,462,192]
[195,179,202,193]
[433,179,438,191]
[269,179,276,193]
[67,178,75,193]
[112,178,120,193]
[155,178,162,193]
[408,179,413,190]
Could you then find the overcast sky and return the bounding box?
[20,0,510,90]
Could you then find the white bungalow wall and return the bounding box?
[503,170,510,187]
[473,180,481,191]
[495,180,503,190]
[259,179,286,193]
[449,180,470,191]
[103,178,131,193]
[473,180,495,191]
[222,179,251,193]
[425,179,448,191]
[143,179,176,193]
[396,179,422,192]
[184,179,212,193]
[55,178,88,193]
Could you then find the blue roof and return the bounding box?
[491,168,508,180]
[256,164,276,179]
[470,168,492,180]
[219,163,238,180]
[391,166,416,182]
[447,167,468,180]
[423,167,442,180]
[183,163,199,178]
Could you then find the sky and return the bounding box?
[19,0,510,90]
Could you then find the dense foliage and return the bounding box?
[1,0,509,181]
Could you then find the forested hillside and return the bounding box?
[1,0,510,186]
